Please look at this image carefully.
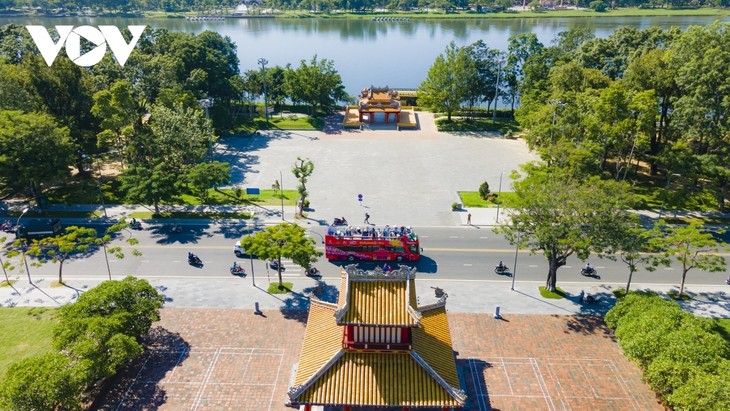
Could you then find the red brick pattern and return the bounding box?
[93,309,663,411]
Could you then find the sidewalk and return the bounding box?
[2,274,728,318]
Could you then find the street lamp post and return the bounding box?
[249,211,256,287]
[493,59,503,125]
[16,207,30,230]
[198,98,213,161]
[279,170,284,221]
[258,58,269,125]
[495,171,504,223]
[658,173,681,219]
[511,231,521,291]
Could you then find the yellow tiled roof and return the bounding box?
[341,280,418,326]
[412,306,460,388]
[293,299,343,386]
[337,273,348,307]
[294,352,462,408]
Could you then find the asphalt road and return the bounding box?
[8,222,728,287]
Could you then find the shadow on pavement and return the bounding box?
[457,358,491,411]
[89,327,190,411]
[279,280,340,324]
[149,223,212,245]
[559,314,617,340]
[415,255,438,274]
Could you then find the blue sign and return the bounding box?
[246,187,260,195]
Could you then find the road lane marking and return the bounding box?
[479,236,489,239]
[529,265,538,268]
[449,236,459,239]
[463,264,473,266]
[663,267,674,270]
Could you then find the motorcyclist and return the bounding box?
[584,262,593,273]
[231,261,239,270]
[497,261,505,271]
[308,267,318,276]
[188,252,197,262]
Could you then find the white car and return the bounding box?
[234,240,251,258]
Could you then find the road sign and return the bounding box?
[246,187,260,195]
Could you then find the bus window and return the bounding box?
[409,246,419,254]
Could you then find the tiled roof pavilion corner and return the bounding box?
[288,265,466,411]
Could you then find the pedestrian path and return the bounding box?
[2,274,728,318]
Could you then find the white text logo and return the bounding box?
[26,25,147,67]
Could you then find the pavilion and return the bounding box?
[287,265,466,411]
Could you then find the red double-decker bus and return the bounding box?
[325,225,420,262]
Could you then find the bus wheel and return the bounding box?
[396,256,403,262]
[347,255,355,262]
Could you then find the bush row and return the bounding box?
[0,277,164,411]
[605,291,730,411]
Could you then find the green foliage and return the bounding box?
[27,226,98,284]
[0,352,87,411]
[451,202,462,211]
[606,292,730,408]
[292,157,314,216]
[649,221,727,297]
[240,223,323,287]
[538,286,566,299]
[285,55,348,115]
[419,42,476,121]
[589,1,607,11]
[186,161,231,203]
[0,110,74,196]
[478,181,490,200]
[57,276,164,340]
[494,163,635,291]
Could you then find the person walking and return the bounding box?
[364,213,370,224]
[467,213,472,225]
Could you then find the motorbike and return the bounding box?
[188,253,202,266]
[580,266,599,278]
[585,293,601,304]
[268,260,285,271]
[332,217,348,226]
[306,267,320,277]
[230,263,246,276]
[0,220,15,233]
[726,277,730,286]
[129,220,142,230]
[494,264,510,276]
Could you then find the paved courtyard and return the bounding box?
[216,112,539,226]
[92,309,663,411]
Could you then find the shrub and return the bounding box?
[668,367,730,411]
[478,181,490,200]
[589,0,606,11]
[451,202,462,211]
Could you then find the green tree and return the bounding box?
[0,110,74,199]
[57,276,164,340]
[123,103,213,214]
[0,352,87,411]
[91,79,143,164]
[27,226,98,284]
[186,161,231,203]
[478,181,490,200]
[54,315,143,383]
[495,163,634,291]
[286,55,347,115]
[649,221,727,297]
[292,157,314,216]
[419,42,475,122]
[98,218,141,281]
[239,223,322,289]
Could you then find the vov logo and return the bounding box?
[26,25,147,67]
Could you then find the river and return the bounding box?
[2,15,727,96]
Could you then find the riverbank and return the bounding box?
[2,6,730,20]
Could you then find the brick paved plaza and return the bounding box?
[92,309,663,411]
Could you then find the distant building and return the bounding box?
[288,265,466,411]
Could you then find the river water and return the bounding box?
[3,15,727,96]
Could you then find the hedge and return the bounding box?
[605,292,730,410]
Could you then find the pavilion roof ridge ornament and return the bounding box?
[410,351,467,405]
[287,350,346,402]
[418,293,449,312]
[344,264,416,281]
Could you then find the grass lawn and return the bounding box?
[267,282,293,294]
[436,117,521,134]
[0,307,58,377]
[228,114,324,134]
[458,191,519,208]
[129,210,253,220]
[539,286,567,299]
